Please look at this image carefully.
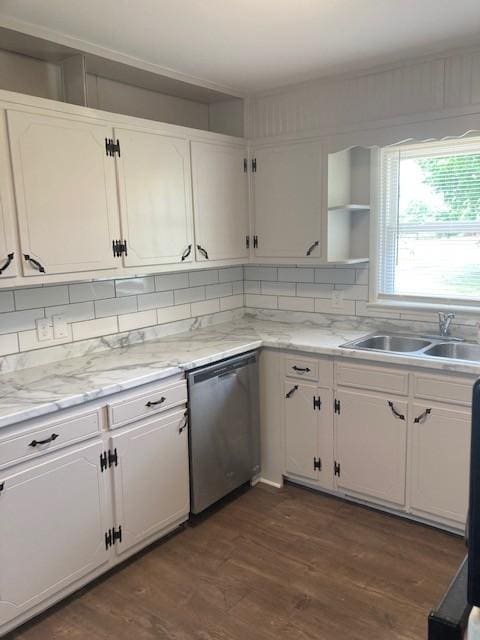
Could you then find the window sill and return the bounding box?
[367,300,480,317]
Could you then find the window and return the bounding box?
[377,138,480,305]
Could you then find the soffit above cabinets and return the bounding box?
[1,1,480,92]
[0,25,242,105]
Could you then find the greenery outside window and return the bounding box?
[377,138,480,305]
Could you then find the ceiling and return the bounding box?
[0,0,480,94]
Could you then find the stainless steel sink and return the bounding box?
[341,332,480,363]
[352,335,432,353]
[424,342,480,362]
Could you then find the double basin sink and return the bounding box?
[341,334,480,363]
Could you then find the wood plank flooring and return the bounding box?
[8,483,465,640]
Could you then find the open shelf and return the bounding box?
[327,257,370,265]
[327,147,371,264]
[328,204,370,212]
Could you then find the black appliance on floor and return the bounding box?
[428,378,480,639]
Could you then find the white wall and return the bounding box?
[248,48,480,139]
[86,74,210,130]
[0,50,63,100]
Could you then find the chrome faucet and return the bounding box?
[438,312,455,337]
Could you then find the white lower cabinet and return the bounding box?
[334,388,407,506]
[0,440,110,630]
[0,378,191,635]
[284,380,333,488]
[110,409,190,556]
[279,356,472,529]
[409,402,471,525]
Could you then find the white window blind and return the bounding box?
[378,138,480,303]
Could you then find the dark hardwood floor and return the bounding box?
[8,483,465,640]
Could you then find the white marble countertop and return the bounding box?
[0,317,479,430]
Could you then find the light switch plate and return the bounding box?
[36,318,53,341]
[52,314,69,339]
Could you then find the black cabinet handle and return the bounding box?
[306,240,319,256]
[146,397,166,407]
[388,401,405,421]
[414,408,432,424]
[292,366,311,373]
[286,385,298,399]
[29,433,59,447]
[181,244,192,261]
[0,253,14,274]
[179,410,188,434]
[24,254,45,273]
[197,245,209,260]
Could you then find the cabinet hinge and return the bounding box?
[244,158,248,173]
[313,457,322,471]
[313,396,321,411]
[112,239,128,257]
[108,448,118,468]
[246,235,250,249]
[100,451,108,472]
[252,158,257,173]
[105,138,121,157]
[253,235,258,249]
[105,525,122,550]
[101,449,118,471]
[334,461,341,477]
[334,399,341,415]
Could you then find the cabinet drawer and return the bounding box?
[285,355,333,385]
[0,410,101,470]
[108,379,187,429]
[335,361,408,395]
[413,373,475,406]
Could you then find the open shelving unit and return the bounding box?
[327,147,371,264]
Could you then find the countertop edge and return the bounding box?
[1,328,479,432]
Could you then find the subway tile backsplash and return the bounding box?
[244,264,368,316]
[0,267,245,358]
[1,261,476,363]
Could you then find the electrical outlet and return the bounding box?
[36,318,53,341]
[331,290,344,309]
[52,314,69,339]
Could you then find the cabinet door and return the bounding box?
[115,127,194,267]
[110,409,189,555]
[0,440,109,628]
[7,109,120,276]
[284,381,319,481]
[0,113,18,279]
[191,141,248,261]
[334,389,407,505]
[252,141,322,259]
[410,403,470,524]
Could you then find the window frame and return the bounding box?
[370,137,480,313]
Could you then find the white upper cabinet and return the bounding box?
[252,140,322,260]
[0,113,18,279]
[115,127,194,267]
[7,109,121,276]
[191,141,249,262]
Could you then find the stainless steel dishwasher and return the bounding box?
[187,351,260,514]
